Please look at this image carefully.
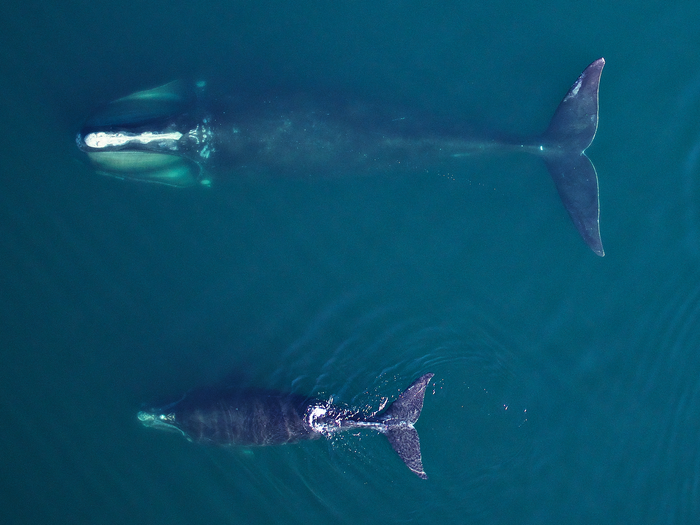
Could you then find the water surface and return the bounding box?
[2,1,700,524]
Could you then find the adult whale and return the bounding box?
[138,373,434,479]
[77,59,605,255]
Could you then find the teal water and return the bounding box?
[3,1,700,524]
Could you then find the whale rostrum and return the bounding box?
[77,59,605,255]
[138,373,435,479]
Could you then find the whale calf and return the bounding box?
[138,373,434,479]
[77,59,605,255]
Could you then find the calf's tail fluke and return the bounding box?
[382,373,434,479]
[542,58,605,256]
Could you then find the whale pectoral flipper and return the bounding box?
[382,373,433,479]
[542,58,605,256]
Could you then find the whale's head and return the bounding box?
[77,81,213,188]
[137,410,188,438]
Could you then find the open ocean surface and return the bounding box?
[3,1,700,524]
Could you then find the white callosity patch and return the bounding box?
[189,117,215,160]
[137,411,154,424]
[84,131,183,149]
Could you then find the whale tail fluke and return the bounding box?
[381,373,434,479]
[541,58,605,256]
[544,154,604,256]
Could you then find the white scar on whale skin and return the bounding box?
[564,77,582,101]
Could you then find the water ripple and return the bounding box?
[605,270,700,523]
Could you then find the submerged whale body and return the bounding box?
[138,373,434,479]
[77,59,605,255]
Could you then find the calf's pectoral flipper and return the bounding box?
[541,58,605,256]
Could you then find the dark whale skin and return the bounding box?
[138,373,435,478]
[78,59,606,255]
